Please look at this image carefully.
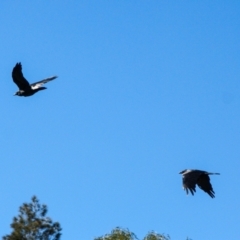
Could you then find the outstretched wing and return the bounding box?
[12,63,31,90]
[197,174,215,198]
[31,76,57,90]
[182,173,198,195]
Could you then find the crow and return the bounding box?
[12,62,57,97]
[179,169,220,198]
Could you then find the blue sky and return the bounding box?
[1,1,240,239]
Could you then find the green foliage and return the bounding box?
[3,198,192,240]
[3,196,62,240]
[95,228,172,240]
[94,227,137,240]
[95,227,192,240]
[143,231,170,240]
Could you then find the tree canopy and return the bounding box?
[3,196,62,240]
[94,227,171,240]
[94,227,192,240]
[3,197,192,240]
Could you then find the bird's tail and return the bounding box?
[42,76,58,81]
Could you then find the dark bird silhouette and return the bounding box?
[12,62,57,97]
[179,169,220,198]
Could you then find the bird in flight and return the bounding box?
[12,62,57,97]
[179,169,220,198]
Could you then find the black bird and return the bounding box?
[12,62,57,97]
[179,169,220,198]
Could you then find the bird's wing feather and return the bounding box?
[182,172,198,195]
[197,174,215,198]
[31,76,57,89]
[12,63,31,90]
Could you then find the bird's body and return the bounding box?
[179,169,220,198]
[12,62,57,97]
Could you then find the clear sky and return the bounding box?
[1,1,240,239]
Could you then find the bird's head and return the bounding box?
[179,169,188,174]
